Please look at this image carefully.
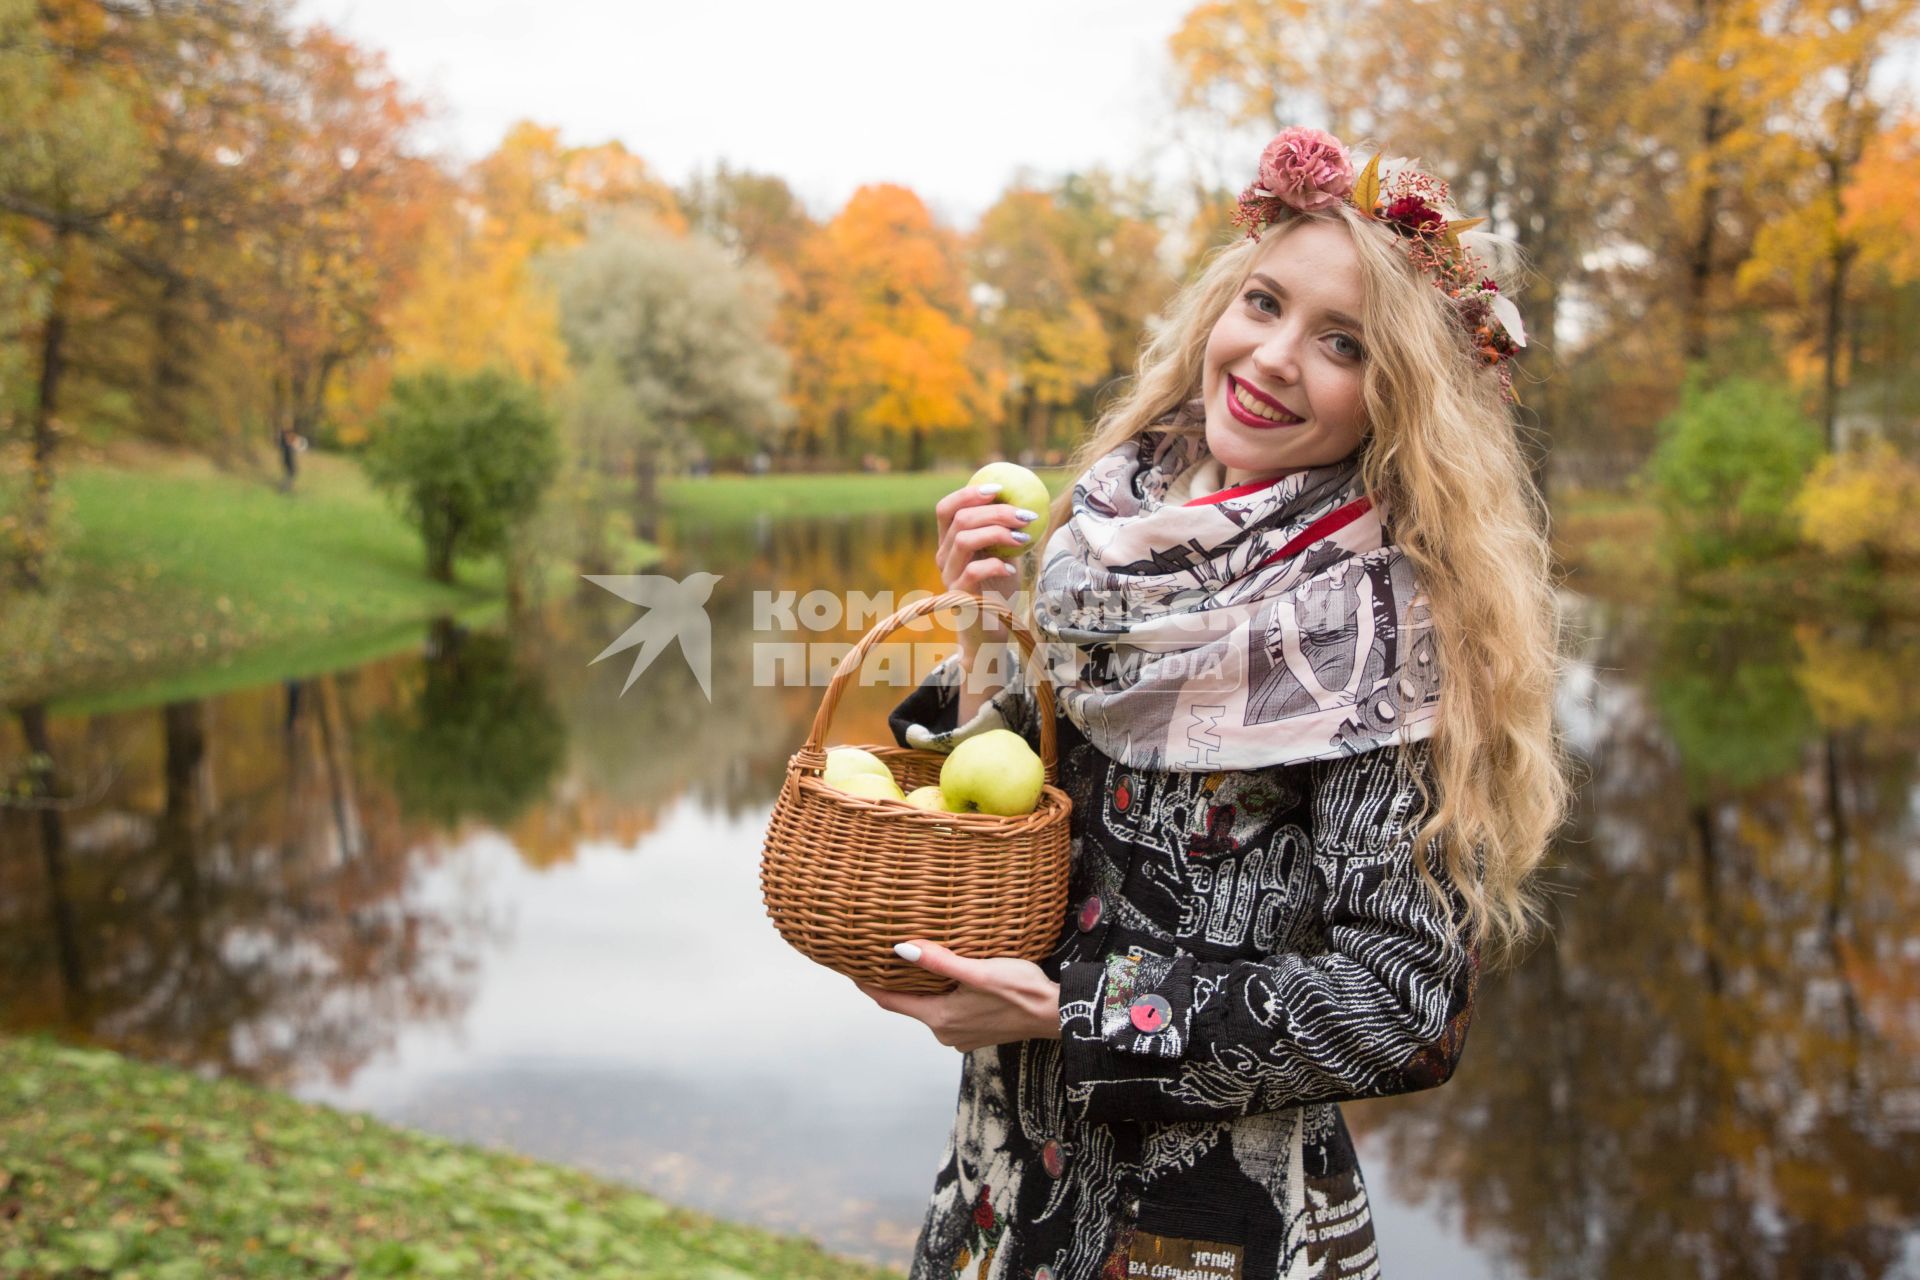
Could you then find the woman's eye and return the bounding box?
[1245,290,1278,314]
[1332,333,1365,360]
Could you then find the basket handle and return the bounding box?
[800,589,1059,781]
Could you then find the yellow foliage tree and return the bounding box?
[1791,437,1920,562]
[972,187,1108,459]
[351,121,686,429]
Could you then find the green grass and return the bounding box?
[661,468,1075,523]
[0,451,626,711]
[0,1034,902,1280]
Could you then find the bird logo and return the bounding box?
[584,572,723,700]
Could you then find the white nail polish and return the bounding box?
[978,484,1003,497]
[894,941,922,962]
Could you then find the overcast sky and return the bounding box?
[297,0,1237,228]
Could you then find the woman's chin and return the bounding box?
[1205,419,1293,475]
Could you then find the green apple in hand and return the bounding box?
[823,747,892,788]
[904,784,966,813]
[939,728,1046,816]
[831,772,908,803]
[968,462,1051,560]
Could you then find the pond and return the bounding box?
[4,511,1918,1277]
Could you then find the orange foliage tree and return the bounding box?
[786,184,993,469]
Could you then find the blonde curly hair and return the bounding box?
[1032,196,1573,972]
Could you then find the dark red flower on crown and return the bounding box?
[973,1186,996,1231]
[1383,196,1444,235]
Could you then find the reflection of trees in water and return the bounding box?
[0,660,503,1090]
[1356,591,1920,1278]
[529,512,954,829]
[371,618,568,830]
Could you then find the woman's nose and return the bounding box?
[1252,333,1301,384]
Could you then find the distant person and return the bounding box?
[858,126,1567,1277]
[278,426,307,493]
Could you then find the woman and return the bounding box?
[858,126,1572,1279]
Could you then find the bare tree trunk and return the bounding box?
[1027,394,1050,461]
[1690,801,1724,998]
[1821,244,1855,452]
[1681,0,1729,365]
[18,231,74,591]
[634,450,660,543]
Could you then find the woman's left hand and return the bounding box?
[855,940,1062,1052]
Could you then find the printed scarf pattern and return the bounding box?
[1029,399,1439,771]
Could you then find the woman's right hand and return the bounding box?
[934,482,1035,598]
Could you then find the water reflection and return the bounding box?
[3,516,1918,1275]
[1357,592,1920,1278]
[2,660,502,1089]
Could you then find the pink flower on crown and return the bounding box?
[1255,127,1355,212]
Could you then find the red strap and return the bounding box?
[1182,473,1289,507]
[1256,497,1375,569]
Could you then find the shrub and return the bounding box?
[1792,437,1920,563]
[362,369,560,584]
[1637,371,1824,572]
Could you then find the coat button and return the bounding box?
[1076,893,1103,933]
[1128,993,1171,1033]
[1041,1139,1065,1177]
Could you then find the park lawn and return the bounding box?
[661,467,1076,523]
[0,450,612,712]
[0,1034,903,1280]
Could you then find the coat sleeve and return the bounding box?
[1053,741,1480,1127]
[886,645,1043,757]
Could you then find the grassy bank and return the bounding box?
[1549,486,1665,598]
[1549,485,1920,613]
[0,450,614,712]
[661,467,1075,523]
[0,1034,902,1279]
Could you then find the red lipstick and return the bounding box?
[1224,373,1306,429]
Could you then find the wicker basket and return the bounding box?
[760,589,1073,994]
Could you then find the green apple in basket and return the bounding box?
[939,729,1045,816]
[967,462,1051,560]
[833,772,908,803]
[904,784,967,813]
[823,747,892,787]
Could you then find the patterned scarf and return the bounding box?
[1029,398,1440,771]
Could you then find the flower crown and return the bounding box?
[1230,126,1529,404]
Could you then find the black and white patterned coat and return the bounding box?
[886,655,1479,1280]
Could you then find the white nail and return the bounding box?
[977,484,1003,497]
[894,941,923,962]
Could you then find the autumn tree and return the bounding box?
[971,185,1108,459]
[1042,170,1177,436]
[0,0,441,581]
[787,184,992,468]
[368,122,688,419]
[239,26,439,456]
[679,162,820,458]
[1724,0,1920,446]
[0,0,152,587]
[543,214,791,538]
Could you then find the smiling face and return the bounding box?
[1201,218,1371,486]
